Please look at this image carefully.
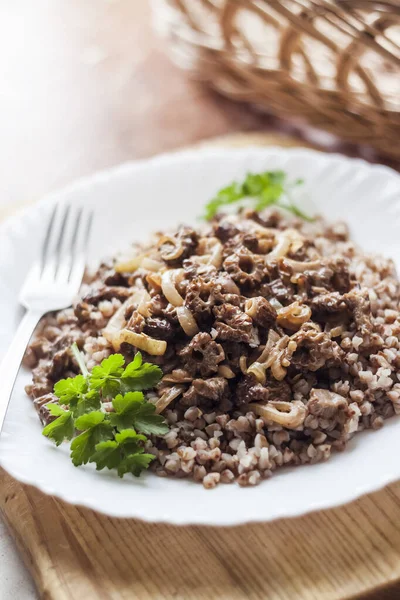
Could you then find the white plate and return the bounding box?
[1,147,400,526]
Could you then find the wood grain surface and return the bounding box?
[1,2,400,599]
[3,442,400,600]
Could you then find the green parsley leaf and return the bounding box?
[129,351,143,370]
[122,353,163,391]
[71,411,113,466]
[202,170,313,222]
[113,391,145,412]
[109,392,168,435]
[117,452,155,478]
[90,354,125,396]
[109,392,144,430]
[90,440,121,471]
[90,429,149,474]
[53,375,100,416]
[74,410,107,430]
[72,389,101,417]
[42,404,74,446]
[130,403,169,436]
[45,348,169,478]
[115,392,144,411]
[54,375,88,404]
[114,428,147,450]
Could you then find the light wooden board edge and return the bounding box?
[3,469,400,600]
[1,131,400,600]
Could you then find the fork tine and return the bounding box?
[53,204,71,278]
[40,204,58,275]
[28,202,93,290]
[41,203,70,282]
[69,208,94,287]
[83,210,94,254]
[69,207,83,255]
[67,207,83,276]
[53,206,80,284]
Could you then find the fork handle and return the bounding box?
[0,309,43,434]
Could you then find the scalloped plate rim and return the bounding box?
[1,146,400,526]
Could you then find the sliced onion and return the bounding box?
[188,254,210,265]
[141,257,164,272]
[155,385,185,414]
[283,258,323,273]
[265,337,288,369]
[271,360,287,381]
[239,355,248,374]
[207,241,223,268]
[238,219,276,238]
[267,229,304,262]
[103,296,135,343]
[209,246,223,268]
[161,269,184,307]
[244,298,257,319]
[114,253,144,273]
[136,289,151,318]
[217,364,236,379]
[158,234,184,261]
[267,231,291,261]
[247,332,289,383]
[146,272,162,291]
[249,401,306,429]
[176,306,199,336]
[277,301,312,331]
[247,362,266,384]
[254,330,280,364]
[114,329,167,355]
[162,370,193,383]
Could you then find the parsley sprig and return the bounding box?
[42,344,167,478]
[203,170,313,222]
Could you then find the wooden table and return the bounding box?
[1,2,400,599]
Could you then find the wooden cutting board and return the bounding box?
[2,132,400,600]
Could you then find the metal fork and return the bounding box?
[0,203,93,433]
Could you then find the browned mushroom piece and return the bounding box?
[213,303,254,344]
[158,226,198,267]
[33,393,59,425]
[244,297,277,328]
[343,290,374,337]
[178,332,225,377]
[223,246,265,288]
[154,385,186,414]
[290,323,343,372]
[184,276,216,323]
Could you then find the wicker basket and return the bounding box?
[153,0,400,159]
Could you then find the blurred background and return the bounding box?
[1,0,399,220]
[1,1,399,598]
